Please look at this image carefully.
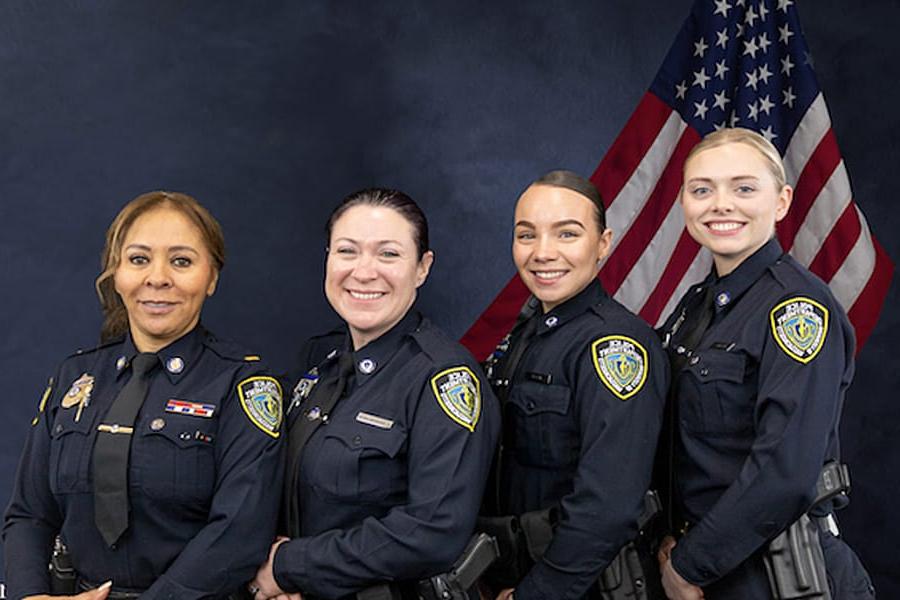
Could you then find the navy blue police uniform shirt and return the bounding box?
[491,279,668,600]
[3,326,284,600]
[660,238,854,587]
[275,310,500,599]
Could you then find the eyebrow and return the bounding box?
[333,237,405,247]
[124,243,199,254]
[515,219,586,229]
[686,175,760,184]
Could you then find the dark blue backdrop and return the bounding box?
[1,1,897,595]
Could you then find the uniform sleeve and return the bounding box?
[517,333,668,600]
[272,364,500,598]
[3,374,64,600]
[671,295,853,586]
[143,366,284,599]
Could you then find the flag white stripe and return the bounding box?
[783,93,830,185]
[605,112,687,257]
[652,250,713,328]
[829,206,877,310]
[614,198,686,312]
[791,160,852,266]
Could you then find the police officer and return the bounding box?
[250,188,500,600]
[482,171,668,599]
[657,128,875,599]
[3,192,283,600]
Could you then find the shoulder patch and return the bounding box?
[237,376,283,438]
[770,296,828,363]
[591,335,648,401]
[430,366,482,432]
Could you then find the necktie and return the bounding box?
[92,352,158,547]
[662,284,714,530]
[488,312,539,514]
[670,284,715,372]
[284,351,356,535]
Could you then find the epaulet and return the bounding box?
[769,254,833,296]
[203,333,262,363]
[65,336,123,360]
[299,326,347,370]
[410,319,470,366]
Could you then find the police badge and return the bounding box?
[430,366,481,432]
[770,297,829,363]
[62,373,94,409]
[591,335,648,401]
[288,367,319,416]
[237,376,283,437]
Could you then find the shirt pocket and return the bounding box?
[679,349,753,436]
[313,424,408,504]
[507,381,578,468]
[132,416,217,504]
[49,410,95,494]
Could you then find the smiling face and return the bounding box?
[114,206,219,352]
[325,204,433,349]
[513,184,613,313]
[681,141,792,276]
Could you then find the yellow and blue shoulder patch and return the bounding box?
[770,296,828,363]
[237,376,283,438]
[430,366,481,432]
[591,335,648,401]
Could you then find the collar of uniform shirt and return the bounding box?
[709,237,784,315]
[118,324,206,383]
[347,309,422,383]
[536,277,608,334]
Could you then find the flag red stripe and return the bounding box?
[459,274,531,361]
[590,93,674,207]
[847,236,894,352]
[778,129,841,250]
[806,201,861,282]
[637,230,702,324]
[598,127,700,296]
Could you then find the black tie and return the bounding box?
[670,284,715,371]
[662,284,715,530]
[284,351,356,535]
[93,352,158,547]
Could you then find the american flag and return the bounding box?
[461,0,893,360]
[165,399,216,418]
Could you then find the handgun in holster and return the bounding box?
[597,490,665,600]
[762,462,851,600]
[476,507,556,590]
[49,535,78,595]
[418,533,500,600]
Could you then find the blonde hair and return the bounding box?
[95,191,225,342]
[684,127,787,189]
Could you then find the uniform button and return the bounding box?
[353,435,362,446]
[700,368,709,377]
[55,424,63,434]
[150,418,166,431]
[526,401,536,410]
[689,356,700,365]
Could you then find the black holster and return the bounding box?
[418,533,500,600]
[476,507,556,589]
[763,514,830,600]
[596,490,664,600]
[762,462,851,600]
[49,535,77,595]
